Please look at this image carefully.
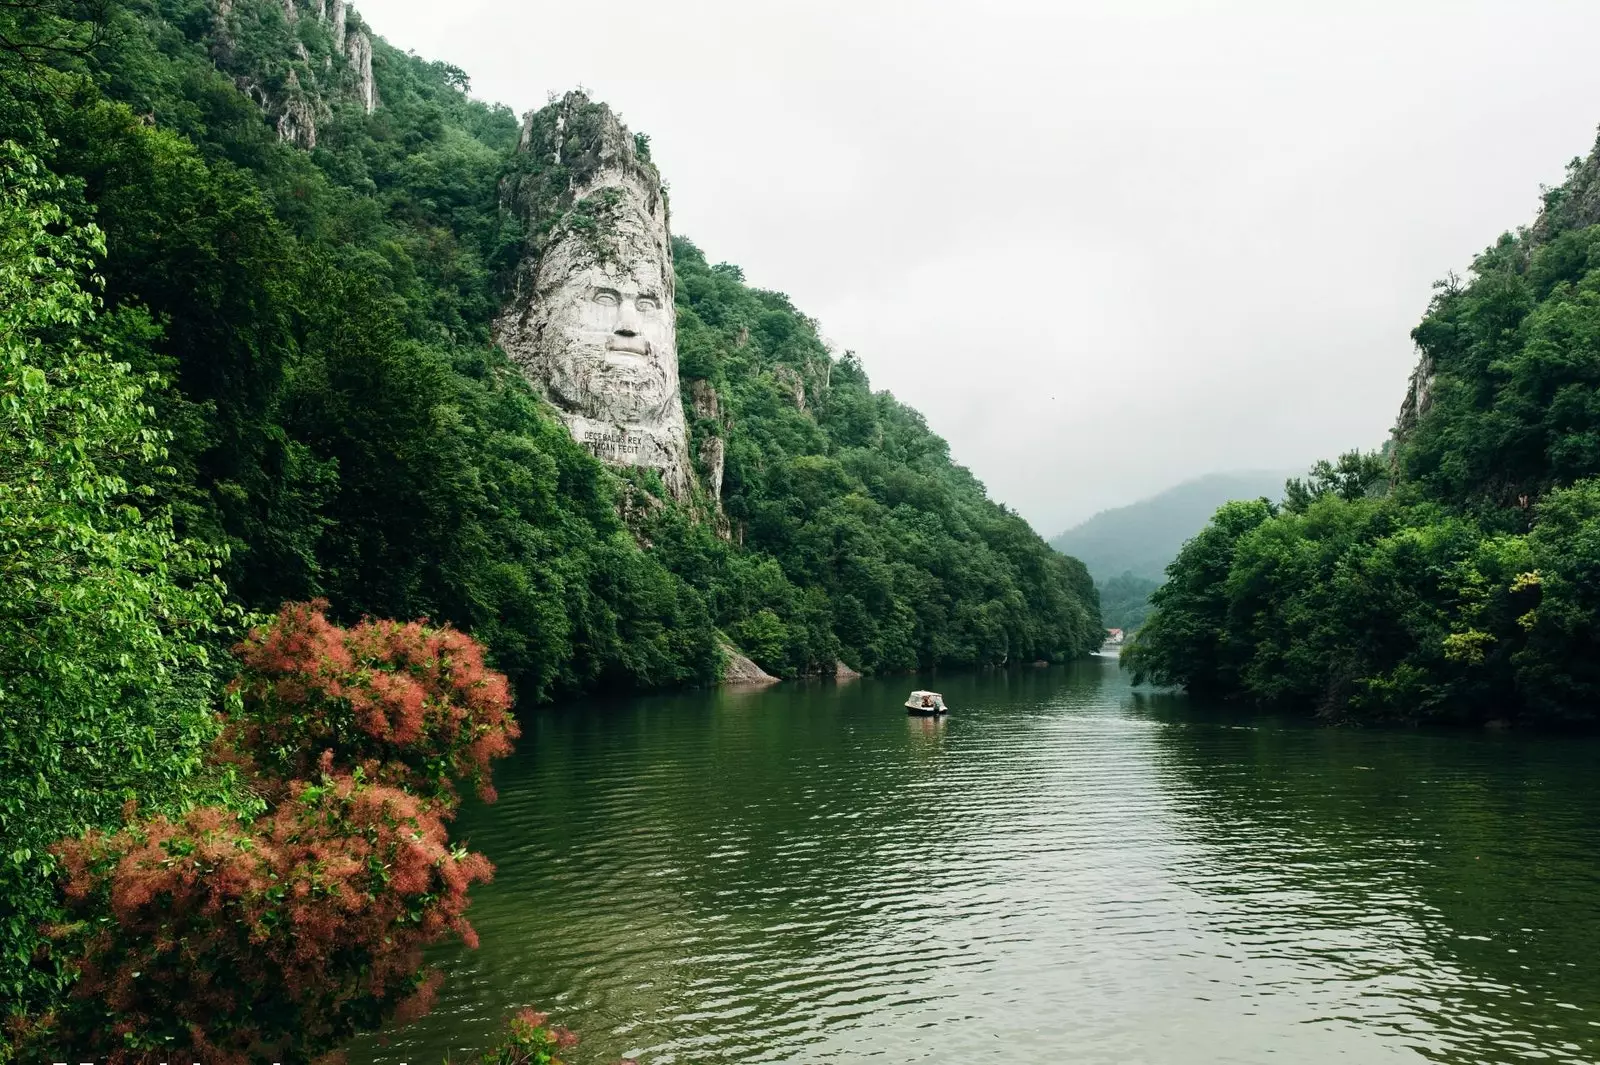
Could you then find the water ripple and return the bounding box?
[347,665,1600,1064]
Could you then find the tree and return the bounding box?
[1283,449,1389,513]
[1122,498,1274,695]
[0,0,112,85]
[0,141,229,1015]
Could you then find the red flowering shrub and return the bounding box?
[228,600,519,808]
[27,603,522,1063]
[464,1009,643,1065]
[50,770,493,1064]
[468,1008,582,1065]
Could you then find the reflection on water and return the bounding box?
[348,662,1600,1064]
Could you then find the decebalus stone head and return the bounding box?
[496,91,692,502]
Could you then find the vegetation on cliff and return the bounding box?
[0,0,1101,1040]
[651,239,1101,675]
[1126,147,1600,725]
[5,0,1096,695]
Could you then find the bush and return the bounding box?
[465,1007,639,1065]
[23,604,520,1063]
[50,771,492,1064]
[227,600,520,808]
[468,1008,581,1065]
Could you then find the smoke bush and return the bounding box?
[50,771,491,1064]
[228,600,520,808]
[28,604,522,1063]
[465,1007,643,1065]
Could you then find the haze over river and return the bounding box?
[352,661,1600,1064]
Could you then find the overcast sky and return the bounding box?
[359,0,1600,533]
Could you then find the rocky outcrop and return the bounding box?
[1527,130,1600,252]
[834,660,861,680]
[215,0,375,149]
[495,92,695,503]
[274,69,317,148]
[329,0,346,54]
[1392,349,1435,451]
[689,378,719,420]
[720,641,778,685]
[774,365,806,411]
[688,380,726,505]
[698,435,725,504]
[211,0,236,60]
[346,29,377,114]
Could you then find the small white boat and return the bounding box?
[905,690,949,715]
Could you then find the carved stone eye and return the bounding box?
[594,290,620,306]
[636,297,659,312]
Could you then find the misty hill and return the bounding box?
[1050,471,1297,583]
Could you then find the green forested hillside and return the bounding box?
[1051,471,1295,634]
[1097,572,1160,631]
[4,0,1097,693]
[648,240,1100,675]
[1050,471,1297,583]
[1,0,1100,1023]
[1126,142,1600,726]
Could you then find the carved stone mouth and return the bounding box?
[606,338,652,358]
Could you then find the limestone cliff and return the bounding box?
[1526,132,1600,251]
[495,92,695,502]
[210,0,378,150]
[345,27,377,115]
[1392,349,1435,450]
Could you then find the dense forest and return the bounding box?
[0,0,1100,1047]
[1126,143,1600,727]
[1097,572,1159,631]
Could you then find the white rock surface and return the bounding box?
[496,93,693,502]
[274,68,317,147]
[720,641,779,685]
[328,0,346,55]
[346,30,376,114]
[699,435,725,503]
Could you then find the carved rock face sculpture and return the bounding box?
[496,93,692,501]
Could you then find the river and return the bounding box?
[350,659,1600,1064]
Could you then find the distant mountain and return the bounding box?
[1051,471,1299,584]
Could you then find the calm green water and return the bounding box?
[351,660,1600,1064]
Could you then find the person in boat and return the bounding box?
[920,693,934,709]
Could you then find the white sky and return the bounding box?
[356,0,1600,533]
